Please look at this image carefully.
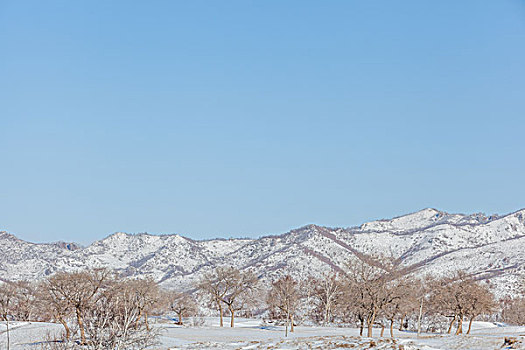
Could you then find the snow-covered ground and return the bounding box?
[1,319,524,349]
[0,321,63,349]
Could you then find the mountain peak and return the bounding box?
[406,207,445,218]
[0,231,20,241]
[359,208,448,233]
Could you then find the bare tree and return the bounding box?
[82,276,158,350]
[197,267,258,327]
[298,276,317,319]
[429,272,495,335]
[127,278,161,331]
[343,258,400,337]
[38,280,73,340]
[167,291,198,325]
[381,277,417,337]
[394,278,421,333]
[312,273,343,325]
[428,276,457,334]
[219,269,258,328]
[337,280,368,336]
[267,275,300,337]
[197,267,230,327]
[45,269,111,344]
[10,281,36,321]
[463,281,495,334]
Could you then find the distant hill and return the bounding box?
[2,208,524,296]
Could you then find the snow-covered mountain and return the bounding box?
[1,208,524,296]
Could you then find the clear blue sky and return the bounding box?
[1,1,525,244]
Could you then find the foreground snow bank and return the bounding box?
[166,335,424,350]
[0,322,63,350]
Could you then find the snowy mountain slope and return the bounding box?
[1,208,524,296]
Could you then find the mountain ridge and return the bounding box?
[1,208,524,296]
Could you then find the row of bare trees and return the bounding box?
[269,263,506,337]
[193,260,507,338]
[262,261,499,338]
[1,260,522,347]
[0,270,171,349]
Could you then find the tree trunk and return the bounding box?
[57,315,70,340]
[417,298,423,337]
[177,311,183,325]
[290,315,294,333]
[6,315,10,350]
[324,300,333,326]
[466,317,474,335]
[218,302,224,327]
[145,311,150,331]
[390,319,394,338]
[399,314,407,331]
[399,314,405,331]
[380,323,385,337]
[447,315,457,334]
[285,311,289,337]
[76,308,86,345]
[455,316,463,335]
[229,305,234,328]
[367,312,376,337]
[134,309,143,329]
[359,316,364,336]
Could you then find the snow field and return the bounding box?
[3,319,522,350]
